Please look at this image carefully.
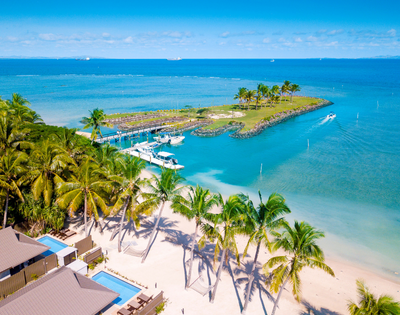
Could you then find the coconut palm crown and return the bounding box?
[348,279,400,315]
[81,108,112,143]
[265,221,335,315]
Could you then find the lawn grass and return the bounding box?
[105,96,322,131]
[204,96,321,130]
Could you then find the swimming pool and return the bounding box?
[92,271,141,306]
[37,236,68,256]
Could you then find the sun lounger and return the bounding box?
[137,293,152,304]
[127,299,141,310]
[117,308,131,315]
[60,230,76,240]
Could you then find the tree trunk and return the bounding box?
[186,223,199,289]
[118,197,130,253]
[2,189,9,229]
[141,202,165,263]
[211,247,228,303]
[271,277,290,315]
[84,191,88,237]
[109,211,123,241]
[242,241,261,314]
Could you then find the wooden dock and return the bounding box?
[95,126,164,143]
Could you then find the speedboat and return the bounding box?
[154,152,178,165]
[154,133,185,145]
[137,146,155,156]
[327,112,336,119]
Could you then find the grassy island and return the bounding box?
[104,81,332,138]
[105,96,330,138]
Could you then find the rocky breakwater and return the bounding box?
[191,121,244,137]
[230,99,333,139]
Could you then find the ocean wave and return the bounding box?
[16,75,40,77]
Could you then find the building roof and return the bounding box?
[0,266,119,315]
[56,246,77,257]
[0,227,50,273]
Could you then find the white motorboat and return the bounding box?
[154,133,185,145]
[154,152,179,165]
[327,112,336,119]
[137,146,154,156]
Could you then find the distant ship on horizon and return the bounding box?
[167,57,182,61]
[76,57,90,61]
[270,59,275,62]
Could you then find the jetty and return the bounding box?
[95,126,164,143]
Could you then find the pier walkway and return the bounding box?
[95,125,164,143]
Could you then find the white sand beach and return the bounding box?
[64,169,400,315]
[209,112,245,119]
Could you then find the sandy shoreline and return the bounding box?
[63,167,400,315]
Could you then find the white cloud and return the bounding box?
[220,31,230,38]
[327,29,344,36]
[123,36,134,43]
[295,37,302,42]
[6,36,19,42]
[102,33,111,38]
[306,36,318,42]
[388,29,396,37]
[263,38,270,43]
[39,33,60,41]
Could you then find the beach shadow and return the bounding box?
[227,259,244,311]
[233,259,273,302]
[299,301,343,315]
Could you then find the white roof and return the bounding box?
[157,152,174,157]
[67,260,88,272]
[56,246,77,257]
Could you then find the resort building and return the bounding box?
[0,227,50,282]
[0,266,119,315]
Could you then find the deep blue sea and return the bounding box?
[1,59,399,278]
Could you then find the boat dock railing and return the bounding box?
[95,125,164,143]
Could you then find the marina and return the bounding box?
[120,140,185,170]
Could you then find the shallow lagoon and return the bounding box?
[1,59,399,278]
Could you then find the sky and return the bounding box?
[1,0,399,59]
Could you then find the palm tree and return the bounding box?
[28,140,74,206]
[171,185,219,289]
[53,128,84,160]
[239,192,291,314]
[234,88,248,110]
[0,116,32,152]
[81,108,112,144]
[271,85,281,106]
[254,93,263,111]
[244,90,256,111]
[56,158,112,237]
[137,169,185,263]
[199,194,245,303]
[280,80,291,103]
[348,279,400,315]
[0,149,27,228]
[288,84,301,103]
[109,155,146,252]
[260,85,271,107]
[265,221,335,315]
[7,93,31,107]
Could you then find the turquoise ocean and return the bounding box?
[1,59,399,279]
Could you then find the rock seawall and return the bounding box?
[191,99,333,139]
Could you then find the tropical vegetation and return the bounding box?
[348,279,400,315]
[1,94,390,315]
